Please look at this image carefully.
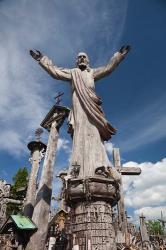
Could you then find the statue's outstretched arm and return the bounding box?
[93,45,131,81]
[29,49,71,81]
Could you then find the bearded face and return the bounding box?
[76,52,89,70]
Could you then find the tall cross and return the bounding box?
[112,148,141,240]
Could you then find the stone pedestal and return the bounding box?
[65,177,120,250]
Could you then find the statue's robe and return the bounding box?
[39,52,124,178]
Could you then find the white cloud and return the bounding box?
[57,138,71,153]
[122,158,166,210]
[0,130,25,156]
[134,206,166,221]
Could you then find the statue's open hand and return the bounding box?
[29,49,43,61]
[119,45,131,56]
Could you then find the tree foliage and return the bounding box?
[146,220,164,236]
[11,167,28,199]
[6,167,28,216]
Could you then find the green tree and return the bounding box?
[146,220,164,236]
[6,167,28,216]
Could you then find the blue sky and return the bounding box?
[0,0,166,221]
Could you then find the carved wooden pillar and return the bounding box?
[26,105,69,250]
[65,177,120,250]
[24,140,46,218]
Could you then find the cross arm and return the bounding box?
[119,167,141,175]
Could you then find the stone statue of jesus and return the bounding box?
[30,46,130,179]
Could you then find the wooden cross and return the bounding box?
[0,180,23,227]
[139,214,150,243]
[70,162,81,178]
[158,211,166,232]
[112,148,141,238]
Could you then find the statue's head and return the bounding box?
[76,52,89,70]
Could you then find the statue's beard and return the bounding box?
[78,62,88,71]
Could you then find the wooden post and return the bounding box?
[24,141,46,218]
[26,106,69,250]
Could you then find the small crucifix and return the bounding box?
[54,92,64,105]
